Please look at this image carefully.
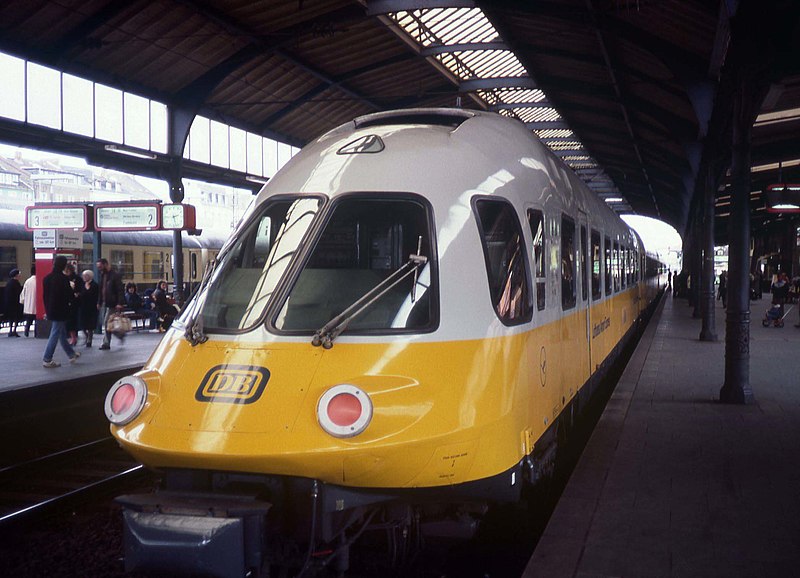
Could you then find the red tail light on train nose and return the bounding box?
[317,385,372,438]
[105,376,147,425]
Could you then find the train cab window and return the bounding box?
[580,225,588,301]
[604,236,612,295]
[591,230,601,300]
[276,196,437,333]
[621,245,627,289]
[613,241,620,292]
[527,209,546,311]
[561,216,576,310]
[474,200,532,324]
[198,197,323,332]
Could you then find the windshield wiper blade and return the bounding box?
[312,250,427,349]
[184,257,218,346]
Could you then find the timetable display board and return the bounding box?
[95,203,160,231]
[25,205,90,231]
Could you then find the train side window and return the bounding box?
[191,253,198,279]
[613,241,620,292]
[0,246,16,280]
[527,209,546,311]
[111,249,133,280]
[475,200,532,324]
[591,230,601,300]
[561,216,576,310]
[621,244,627,289]
[144,251,164,281]
[580,224,588,301]
[604,236,612,295]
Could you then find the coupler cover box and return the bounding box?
[118,492,271,578]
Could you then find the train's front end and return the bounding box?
[107,110,535,577]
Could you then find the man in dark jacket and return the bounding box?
[42,256,80,368]
[96,258,126,350]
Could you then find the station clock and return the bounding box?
[161,203,197,230]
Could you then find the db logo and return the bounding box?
[195,365,270,404]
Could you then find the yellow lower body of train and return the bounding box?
[111,283,660,577]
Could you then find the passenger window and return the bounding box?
[580,225,588,301]
[561,216,576,310]
[591,230,601,300]
[0,245,18,280]
[604,236,612,295]
[476,200,532,324]
[621,244,627,289]
[527,209,546,311]
[613,241,620,292]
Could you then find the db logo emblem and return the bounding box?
[196,365,270,404]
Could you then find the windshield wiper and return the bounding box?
[312,242,427,349]
[184,257,219,346]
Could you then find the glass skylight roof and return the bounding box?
[392,8,499,47]
[385,7,622,204]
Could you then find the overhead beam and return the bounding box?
[420,41,508,56]
[173,0,382,112]
[367,0,476,16]
[257,52,418,131]
[524,121,570,130]
[45,2,132,61]
[460,77,537,91]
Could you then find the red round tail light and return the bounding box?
[105,376,147,426]
[317,385,372,438]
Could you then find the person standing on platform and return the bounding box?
[64,263,80,346]
[96,258,125,350]
[718,270,728,309]
[4,268,23,337]
[78,270,99,347]
[42,256,80,368]
[20,265,36,337]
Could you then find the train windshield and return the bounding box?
[195,197,322,331]
[274,196,436,335]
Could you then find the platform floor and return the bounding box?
[0,326,162,393]
[525,294,800,578]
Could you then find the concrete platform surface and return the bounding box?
[0,327,163,392]
[525,295,800,578]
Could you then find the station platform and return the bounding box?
[0,327,162,393]
[525,294,800,577]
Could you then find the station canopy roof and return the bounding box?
[0,0,799,239]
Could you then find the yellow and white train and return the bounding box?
[108,109,664,576]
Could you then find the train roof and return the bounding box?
[265,108,634,243]
[0,219,225,249]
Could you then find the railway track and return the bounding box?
[0,437,146,527]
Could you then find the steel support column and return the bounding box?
[691,212,702,317]
[720,84,755,404]
[700,169,718,341]
[170,174,185,306]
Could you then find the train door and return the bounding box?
[578,212,591,383]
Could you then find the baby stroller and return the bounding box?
[762,304,792,327]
